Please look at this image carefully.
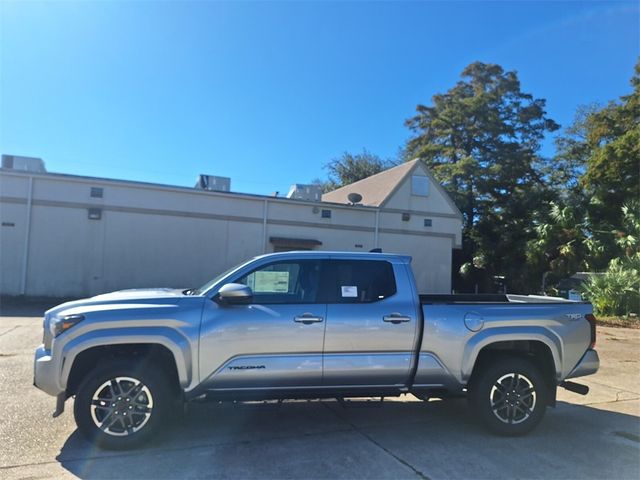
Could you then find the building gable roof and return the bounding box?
[321,159,463,219]
[321,159,420,207]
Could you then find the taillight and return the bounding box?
[585,313,597,349]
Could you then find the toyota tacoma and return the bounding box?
[34,251,599,449]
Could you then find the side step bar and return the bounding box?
[560,381,590,395]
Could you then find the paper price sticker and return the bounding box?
[341,286,358,298]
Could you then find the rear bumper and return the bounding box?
[34,345,64,396]
[566,349,599,379]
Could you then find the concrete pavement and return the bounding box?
[1,309,638,479]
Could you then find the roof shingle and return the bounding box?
[322,159,420,207]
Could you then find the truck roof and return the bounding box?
[252,250,413,263]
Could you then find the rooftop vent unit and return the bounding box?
[286,183,323,202]
[195,174,231,192]
[1,154,46,173]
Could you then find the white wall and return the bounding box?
[0,201,28,295]
[379,232,453,294]
[0,170,462,297]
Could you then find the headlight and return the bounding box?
[49,314,85,337]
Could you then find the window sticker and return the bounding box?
[254,271,290,293]
[341,286,358,298]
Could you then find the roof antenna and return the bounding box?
[369,248,382,253]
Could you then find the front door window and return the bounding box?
[237,260,322,304]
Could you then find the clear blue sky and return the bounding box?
[1,1,638,195]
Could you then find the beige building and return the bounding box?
[0,157,462,298]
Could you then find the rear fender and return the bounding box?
[462,326,562,381]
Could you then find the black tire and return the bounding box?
[74,359,176,450]
[468,356,548,436]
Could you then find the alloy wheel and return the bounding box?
[489,373,537,425]
[89,376,154,436]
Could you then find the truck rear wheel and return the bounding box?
[73,360,174,449]
[469,356,548,436]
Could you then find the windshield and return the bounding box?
[190,259,253,296]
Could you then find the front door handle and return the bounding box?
[383,314,411,324]
[294,314,324,325]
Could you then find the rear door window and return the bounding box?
[324,260,397,303]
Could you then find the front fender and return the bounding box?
[60,327,193,390]
[461,326,563,381]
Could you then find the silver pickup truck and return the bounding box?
[34,251,599,449]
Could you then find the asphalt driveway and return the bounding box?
[1,304,638,479]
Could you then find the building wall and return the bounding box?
[380,163,463,247]
[0,170,461,297]
[0,200,28,294]
[383,175,455,215]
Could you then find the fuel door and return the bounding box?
[464,311,484,332]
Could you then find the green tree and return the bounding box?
[546,105,598,195]
[580,202,640,317]
[580,62,640,227]
[551,60,640,271]
[404,62,559,292]
[321,150,396,192]
[526,201,605,292]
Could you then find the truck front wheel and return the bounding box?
[73,360,175,449]
[469,356,548,436]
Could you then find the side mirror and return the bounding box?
[217,283,253,305]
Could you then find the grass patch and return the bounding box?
[597,316,640,329]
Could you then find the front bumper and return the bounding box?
[566,349,600,379]
[34,345,64,397]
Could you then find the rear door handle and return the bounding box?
[294,314,324,324]
[383,314,411,324]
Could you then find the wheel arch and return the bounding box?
[62,330,192,396]
[463,327,562,384]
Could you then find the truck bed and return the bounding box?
[420,294,588,304]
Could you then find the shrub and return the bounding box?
[580,254,640,317]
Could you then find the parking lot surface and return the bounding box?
[1,304,639,479]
